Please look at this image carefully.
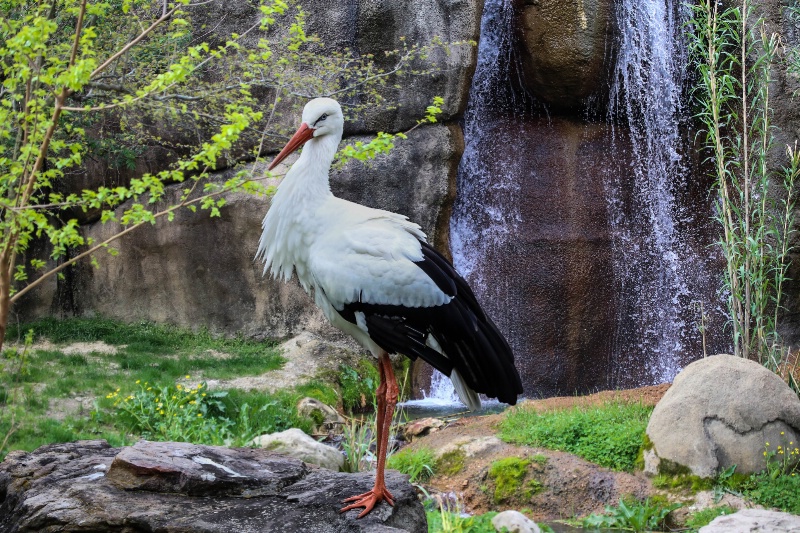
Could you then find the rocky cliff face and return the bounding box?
[15,0,481,344]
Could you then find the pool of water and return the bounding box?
[397,398,508,421]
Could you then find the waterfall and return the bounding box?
[605,0,721,386]
[426,0,723,401]
[427,0,518,402]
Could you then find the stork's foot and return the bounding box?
[340,486,395,518]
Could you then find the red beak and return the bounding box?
[268,123,315,170]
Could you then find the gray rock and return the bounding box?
[297,397,346,433]
[0,440,425,533]
[251,428,345,472]
[646,354,800,477]
[699,509,800,533]
[20,123,460,344]
[491,510,541,533]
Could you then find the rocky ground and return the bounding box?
[405,385,670,520]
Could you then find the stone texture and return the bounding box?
[0,440,425,532]
[645,354,800,478]
[491,510,541,533]
[191,0,483,134]
[297,397,345,433]
[402,417,445,442]
[515,0,615,110]
[19,124,461,342]
[251,428,345,472]
[202,333,366,393]
[699,509,800,533]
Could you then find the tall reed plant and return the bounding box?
[689,0,799,387]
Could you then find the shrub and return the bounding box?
[338,361,379,413]
[387,446,436,483]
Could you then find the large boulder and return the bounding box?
[645,354,800,477]
[0,440,426,532]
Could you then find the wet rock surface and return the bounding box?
[0,440,426,533]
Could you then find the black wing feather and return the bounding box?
[340,241,523,406]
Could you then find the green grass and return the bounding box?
[498,401,653,471]
[0,317,294,458]
[387,446,436,483]
[338,361,379,413]
[685,506,735,531]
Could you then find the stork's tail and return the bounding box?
[451,368,481,412]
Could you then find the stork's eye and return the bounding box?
[314,113,328,126]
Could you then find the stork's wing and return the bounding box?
[309,214,522,406]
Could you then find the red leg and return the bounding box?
[341,353,398,518]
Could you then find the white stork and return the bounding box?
[257,97,523,517]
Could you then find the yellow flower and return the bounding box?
[201,393,206,397]
[177,384,183,390]
[185,375,190,379]
[781,432,785,435]
[197,414,202,418]
[160,409,165,415]
[147,387,152,391]
[135,380,141,384]
[189,401,196,405]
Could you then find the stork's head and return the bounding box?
[268,98,343,170]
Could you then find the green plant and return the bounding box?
[689,0,799,373]
[107,378,313,446]
[341,414,375,473]
[387,446,436,483]
[713,438,800,515]
[436,447,466,476]
[582,498,681,532]
[686,506,735,530]
[488,456,530,504]
[499,402,653,471]
[338,361,379,413]
[425,496,499,533]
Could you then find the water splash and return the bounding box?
[605,0,720,385]
[427,0,518,402]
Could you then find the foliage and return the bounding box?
[688,0,799,379]
[582,498,681,532]
[425,496,500,533]
[340,414,375,473]
[386,446,436,483]
[498,402,653,471]
[108,378,314,446]
[487,456,530,503]
[0,317,302,457]
[652,472,713,492]
[0,0,463,355]
[714,437,800,514]
[338,361,379,413]
[685,506,735,530]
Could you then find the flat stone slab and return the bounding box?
[0,440,426,532]
[699,509,800,532]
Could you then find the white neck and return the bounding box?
[257,130,342,282]
[280,131,341,200]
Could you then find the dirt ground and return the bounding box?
[407,384,673,521]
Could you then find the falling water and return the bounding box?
[428,0,518,402]
[426,0,723,401]
[604,0,722,386]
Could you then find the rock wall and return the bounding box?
[15,0,481,343]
